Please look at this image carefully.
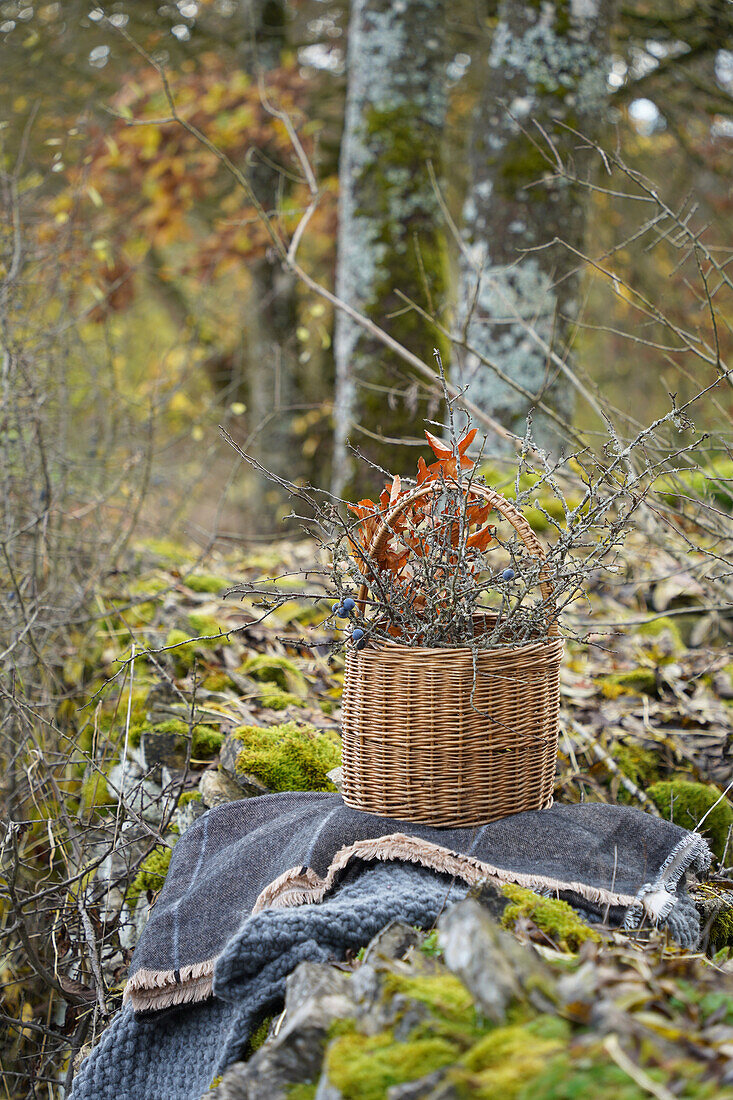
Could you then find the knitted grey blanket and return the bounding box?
[69,793,711,1100]
[69,862,468,1099]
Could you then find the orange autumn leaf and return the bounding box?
[457,428,478,454]
[424,429,453,460]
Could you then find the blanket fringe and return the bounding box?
[623,831,712,931]
[252,833,639,915]
[124,958,215,1013]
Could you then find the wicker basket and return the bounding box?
[340,479,563,828]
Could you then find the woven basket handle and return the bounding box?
[355,478,558,638]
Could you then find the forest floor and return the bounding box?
[14,532,733,1096]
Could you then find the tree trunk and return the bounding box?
[332,0,448,500]
[457,0,613,454]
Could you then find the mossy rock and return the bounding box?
[647,781,733,860]
[613,743,662,805]
[186,572,229,595]
[257,686,306,711]
[323,1027,460,1100]
[187,613,230,646]
[599,667,657,699]
[80,772,116,812]
[241,654,307,697]
[177,790,203,807]
[636,616,684,653]
[125,842,175,912]
[451,1019,568,1098]
[139,537,196,566]
[501,884,601,951]
[165,629,198,672]
[232,722,341,792]
[201,670,235,693]
[135,719,223,760]
[381,971,479,1040]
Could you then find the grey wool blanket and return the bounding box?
[70,793,711,1100]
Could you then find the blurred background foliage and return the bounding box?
[0,0,731,534]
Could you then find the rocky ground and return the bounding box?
[7,528,733,1096]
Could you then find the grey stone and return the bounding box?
[469,879,511,922]
[219,734,270,796]
[140,729,187,776]
[327,766,343,792]
[438,899,550,1023]
[714,669,733,700]
[107,761,167,825]
[200,768,250,808]
[314,1073,343,1100]
[361,920,422,967]
[212,962,356,1099]
[174,793,206,834]
[388,1070,458,1099]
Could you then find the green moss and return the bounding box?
[325,1028,460,1100]
[187,613,229,646]
[186,572,229,595]
[241,654,307,696]
[494,134,551,201]
[383,970,485,1049]
[202,670,234,692]
[80,772,116,812]
[139,537,196,566]
[233,722,341,792]
[707,904,733,953]
[286,1086,317,1100]
[178,790,203,807]
[127,574,170,597]
[636,616,684,651]
[191,725,224,757]
[613,743,661,805]
[165,628,197,671]
[647,781,733,860]
[420,929,442,958]
[453,1020,566,1098]
[514,1052,648,1100]
[125,843,175,913]
[258,686,306,711]
[133,719,223,759]
[247,1014,273,1056]
[599,667,657,699]
[501,884,601,952]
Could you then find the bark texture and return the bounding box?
[332,0,448,499]
[458,0,613,454]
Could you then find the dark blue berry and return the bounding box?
[342,597,355,611]
[356,638,367,650]
[502,568,515,581]
[336,605,350,619]
[352,627,364,641]
[332,602,340,614]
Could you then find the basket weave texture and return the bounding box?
[340,479,563,828]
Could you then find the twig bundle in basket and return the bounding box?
[341,478,563,827]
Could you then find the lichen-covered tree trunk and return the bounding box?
[457,0,613,454]
[332,0,448,499]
